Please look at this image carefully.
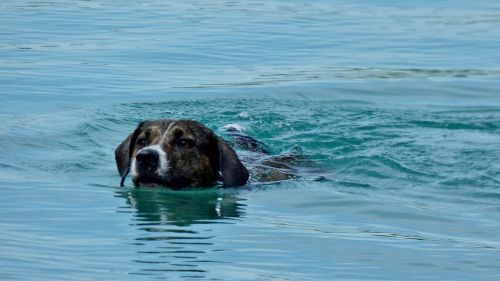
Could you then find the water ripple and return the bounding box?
[2,1,500,280]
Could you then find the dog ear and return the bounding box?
[216,137,249,187]
[115,122,144,186]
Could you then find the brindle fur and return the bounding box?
[116,119,324,189]
[115,119,248,188]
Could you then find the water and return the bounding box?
[1,0,500,280]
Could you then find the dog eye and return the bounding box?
[178,139,193,147]
[137,139,148,147]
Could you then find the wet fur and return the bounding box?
[115,119,248,188]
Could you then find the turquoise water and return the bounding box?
[1,1,500,280]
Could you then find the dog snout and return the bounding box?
[136,149,159,170]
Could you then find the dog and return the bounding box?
[115,119,251,188]
[116,119,320,188]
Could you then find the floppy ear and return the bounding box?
[115,122,144,187]
[216,137,249,187]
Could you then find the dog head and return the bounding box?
[115,119,249,188]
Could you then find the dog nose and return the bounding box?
[136,149,159,169]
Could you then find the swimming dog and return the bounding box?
[115,119,249,188]
[115,119,314,188]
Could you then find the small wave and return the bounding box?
[409,120,499,131]
[190,67,500,88]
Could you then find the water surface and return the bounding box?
[1,1,500,280]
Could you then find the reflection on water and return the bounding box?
[119,188,244,226]
[116,188,244,278]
